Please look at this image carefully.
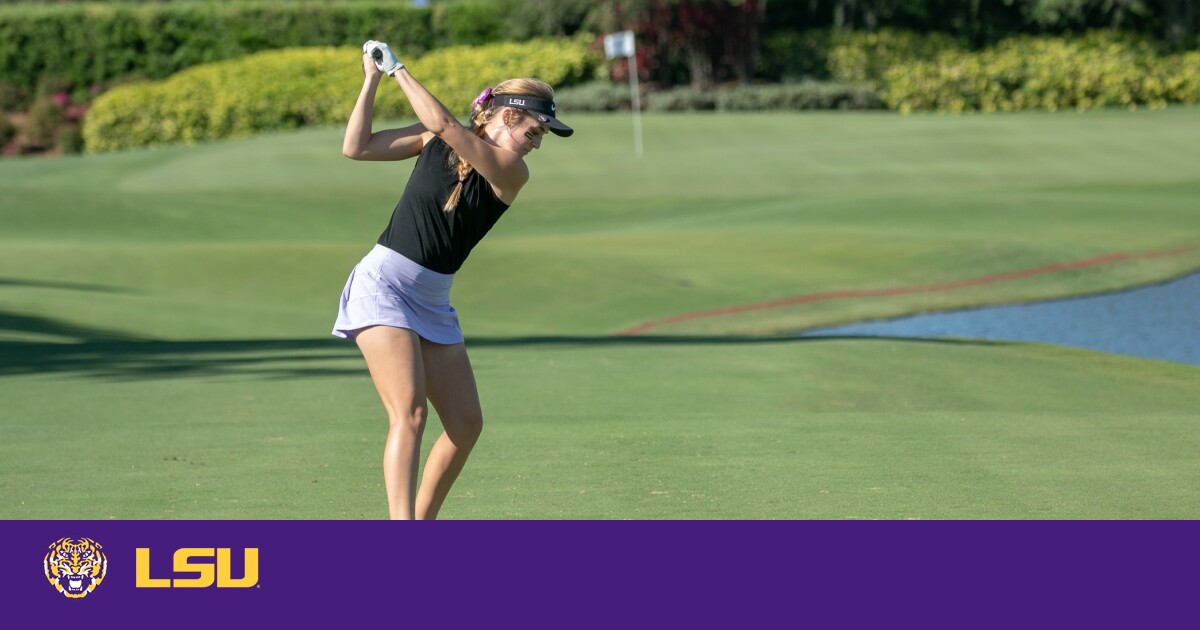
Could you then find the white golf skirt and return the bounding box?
[332,245,463,344]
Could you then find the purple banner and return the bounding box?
[3,521,1195,627]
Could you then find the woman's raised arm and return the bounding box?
[368,43,529,193]
[342,52,434,161]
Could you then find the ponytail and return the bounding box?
[444,101,493,212]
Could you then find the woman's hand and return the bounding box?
[362,53,383,81]
[361,41,384,82]
[363,40,404,76]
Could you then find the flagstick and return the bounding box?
[628,51,643,157]
[606,30,643,157]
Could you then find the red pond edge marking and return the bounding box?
[616,244,1200,336]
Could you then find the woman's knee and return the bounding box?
[446,410,483,447]
[385,403,428,433]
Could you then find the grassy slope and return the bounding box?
[1,109,1197,519]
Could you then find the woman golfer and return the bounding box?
[334,41,572,519]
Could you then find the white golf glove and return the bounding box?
[363,40,403,76]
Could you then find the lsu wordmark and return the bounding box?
[135,548,259,588]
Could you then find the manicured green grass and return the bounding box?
[1,108,1198,519]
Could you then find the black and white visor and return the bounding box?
[493,95,573,137]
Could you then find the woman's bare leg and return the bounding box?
[415,339,484,520]
[355,326,427,520]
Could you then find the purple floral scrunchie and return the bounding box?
[471,87,494,109]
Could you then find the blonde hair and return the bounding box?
[444,78,556,212]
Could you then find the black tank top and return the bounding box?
[377,137,511,274]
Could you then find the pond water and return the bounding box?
[799,271,1200,366]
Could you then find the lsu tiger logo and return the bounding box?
[44,537,108,599]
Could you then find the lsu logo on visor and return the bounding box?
[44,537,108,599]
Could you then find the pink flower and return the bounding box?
[52,92,71,108]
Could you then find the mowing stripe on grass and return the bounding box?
[618,243,1200,336]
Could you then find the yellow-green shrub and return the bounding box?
[827,28,966,88]
[414,36,598,117]
[1162,51,1200,104]
[83,37,598,153]
[884,32,1200,113]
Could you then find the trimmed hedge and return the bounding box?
[554,80,634,112]
[554,80,882,113]
[82,37,599,153]
[884,32,1200,113]
[711,82,882,111]
[646,82,882,112]
[0,1,489,97]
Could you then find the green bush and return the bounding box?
[58,125,84,154]
[0,2,436,97]
[0,114,15,147]
[82,37,600,153]
[415,36,599,116]
[0,82,29,111]
[433,1,506,46]
[25,96,62,148]
[34,75,72,100]
[1164,51,1200,103]
[827,28,968,88]
[641,82,883,112]
[647,86,719,111]
[884,32,1200,113]
[554,80,635,112]
[755,30,834,82]
[715,82,883,111]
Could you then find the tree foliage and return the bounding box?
[592,0,1197,88]
[596,0,767,88]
